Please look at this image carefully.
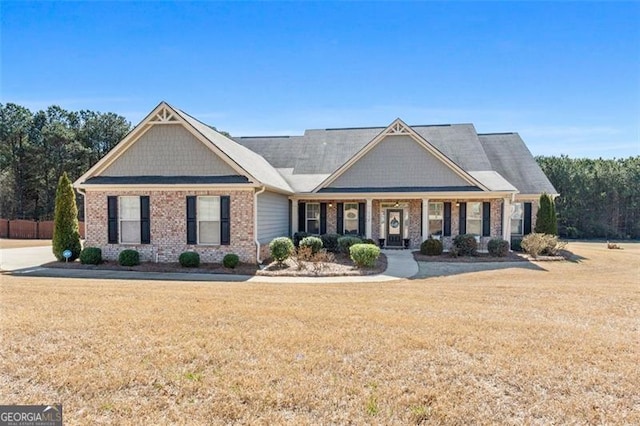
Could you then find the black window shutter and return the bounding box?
[358,203,366,236]
[420,202,423,236]
[443,202,452,236]
[336,202,344,234]
[298,202,306,232]
[220,196,231,245]
[107,196,118,244]
[320,203,327,235]
[140,196,150,244]
[459,202,467,235]
[288,200,292,237]
[186,196,197,244]
[482,202,491,237]
[523,202,532,235]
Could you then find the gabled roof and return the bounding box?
[74,102,292,193]
[478,133,557,195]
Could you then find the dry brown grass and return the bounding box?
[0,239,52,249]
[1,242,638,424]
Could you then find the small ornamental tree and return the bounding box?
[535,193,558,235]
[52,172,82,261]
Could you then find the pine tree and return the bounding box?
[535,193,558,235]
[52,172,82,261]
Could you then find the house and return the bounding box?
[73,102,557,263]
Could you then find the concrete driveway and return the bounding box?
[0,245,56,271]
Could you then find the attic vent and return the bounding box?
[386,121,410,135]
[149,107,179,124]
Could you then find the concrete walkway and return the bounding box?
[2,247,419,283]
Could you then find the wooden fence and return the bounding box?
[0,219,85,239]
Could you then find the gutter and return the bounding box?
[254,186,266,264]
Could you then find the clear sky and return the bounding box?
[2,1,639,158]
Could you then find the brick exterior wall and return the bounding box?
[84,189,256,263]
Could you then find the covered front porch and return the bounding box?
[291,196,516,250]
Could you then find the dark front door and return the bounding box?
[386,209,403,247]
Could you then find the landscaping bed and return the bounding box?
[413,251,528,263]
[44,260,259,275]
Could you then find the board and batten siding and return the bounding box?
[329,135,471,189]
[101,124,239,177]
[257,191,289,244]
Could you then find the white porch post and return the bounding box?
[422,198,429,241]
[365,198,372,238]
[291,200,298,236]
[502,197,511,242]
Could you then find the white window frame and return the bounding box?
[511,202,524,236]
[197,196,221,245]
[466,202,483,236]
[306,203,320,234]
[428,202,444,238]
[119,196,140,244]
[343,202,359,235]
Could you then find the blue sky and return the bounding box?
[2,1,639,158]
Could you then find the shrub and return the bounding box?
[320,234,340,253]
[52,172,82,261]
[179,251,200,267]
[293,232,311,247]
[535,193,558,235]
[487,238,510,257]
[338,236,363,253]
[511,238,523,252]
[79,247,102,265]
[453,234,478,256]
[420,238,443,256]
[361,238,377,245]
[300,236,323,254]
[521,233,566,257]
[119,249,140,266]
[349,243,381,268]
[270,237,294,263]
[223,253,240,269]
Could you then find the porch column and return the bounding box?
[502,197,511,242]
[365,198,372,238]
[422,198,429,241]
[291,200,298,236]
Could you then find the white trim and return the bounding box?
[421,199,429,241]
[502,197,512,241]
[365,199,372,239]
[77,184,258,191]
[312,118,490,192]
[291,201,299,236]
[293,191,513,200]
[254,186,266,263]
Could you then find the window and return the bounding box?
[119,196,141,244]
[198,196,220,245]
[511,203,524,235]
[306,203,320,234]
[344,203,359,235]
[428,202,443,237]
[466,202,482,236]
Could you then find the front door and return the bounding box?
[386,209,403,247]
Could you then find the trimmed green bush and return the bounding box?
[179,251,200,267]
[320,234,340,253]
[420,238,443,256]
[223,253,240,269]
[338,236,362,253]
[270,237,294,263]
[453,234,478,256]
[349,243,381,268]
[79,247,102,265]
[487,238,509,257]
[118,249,140,266]
[293,232,311,247]
[52,172,82,261]
[535,193,558,235]
[300,236,323,254]
[361,238,377,245]
[511,238,523,252]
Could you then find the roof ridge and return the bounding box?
[478,132,516,136]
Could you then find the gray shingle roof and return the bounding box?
[478,133,557,195]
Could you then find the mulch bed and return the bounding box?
[413,251,529,263]
[42,253,387,277]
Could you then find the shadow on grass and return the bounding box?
[411,260,547,279]
[561,249,588,264]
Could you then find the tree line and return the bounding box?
[0,103,131,220]
[537,155,640,239]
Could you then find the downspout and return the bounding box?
[77,187,87,245]
[254,186,266,264]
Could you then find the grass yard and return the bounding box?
[1,242,638,424]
